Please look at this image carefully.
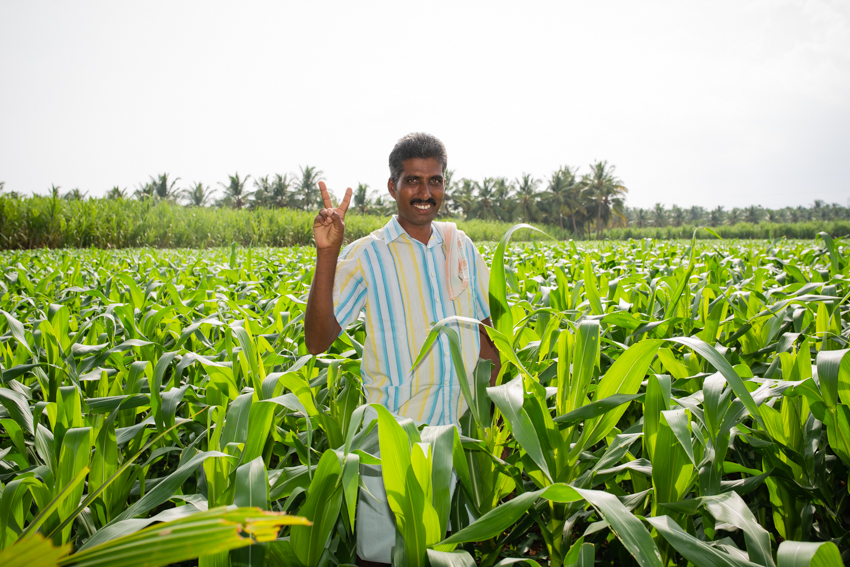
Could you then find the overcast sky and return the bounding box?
[1,0,848,209]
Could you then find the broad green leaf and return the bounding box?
[0,534,69,567]
[646,515,760,567]
[60,507,309,567]
[574,339,662,454]
[110,451,233,524]
[777,540,843,567]
[487,376,552,481]
[290,450,344,567]
[490,224,549,337]
[668,336,766,431]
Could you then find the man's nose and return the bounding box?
[414,182,432,199]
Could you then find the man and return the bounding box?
[304,132,500,565]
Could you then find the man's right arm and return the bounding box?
[304,181,351,355]
[305,248,342,354]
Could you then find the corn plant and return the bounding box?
[0,231,848,566]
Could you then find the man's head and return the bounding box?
[387,133,448,232]
[388,132,447,186]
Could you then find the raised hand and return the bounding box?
[313,181,353,251]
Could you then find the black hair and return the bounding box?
[388,132,447,186]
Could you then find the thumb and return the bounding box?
[331,210,344,228]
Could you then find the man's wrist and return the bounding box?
[316,247,341,261]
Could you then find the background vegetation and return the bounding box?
[2,165,848,249]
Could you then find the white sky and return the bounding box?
[1,0,849,209]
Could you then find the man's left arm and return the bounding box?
[479,317,502,387]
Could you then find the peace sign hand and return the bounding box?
[313,181,353,252]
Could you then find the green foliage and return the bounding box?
[0,233,849,566]
[0,196,571,249]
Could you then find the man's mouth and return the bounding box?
[412,200,436,211]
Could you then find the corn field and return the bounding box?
[0,232,848,566]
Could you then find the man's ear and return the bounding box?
[387,177,397,200]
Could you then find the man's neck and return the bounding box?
[396,217,432,245]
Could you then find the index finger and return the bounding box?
[318,181,333,210]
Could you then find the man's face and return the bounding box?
[388,157,445,229]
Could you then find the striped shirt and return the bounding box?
[333,216,491,426]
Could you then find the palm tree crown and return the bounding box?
[217,173,253,209]
[182,182,216,207]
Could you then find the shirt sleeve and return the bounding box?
[332,244,368,331]
[469,241,491,321]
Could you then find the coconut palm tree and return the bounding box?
[727,208,742,225]
[63,188,88,201]
[513,173,540,223]
[447,179,476,220]
[652,203,667,227]
[474,178,502,220]
[217,172,253,209]
[353,183,377,214]
[709,206,725,227]
[744,205,762,224]
[295,166,324,210]
[764,209,783,223]
[493,177,514,220]
[149,173,181,202]
[106,186,127,200]
[581,161,628,239]
[688,206,706,225]
[182,182,216,207]
[252,175,272,208]
[633,208,649,228]
[134,181,156,201]
[812,200,828,221]
[252,174,293,209]
[670,205,686,227]
[546,166,585,236]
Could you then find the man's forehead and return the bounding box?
[400,158,444,177]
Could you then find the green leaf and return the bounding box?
[568,320,600,415]
[1,310,33,355]
[55,427,92,543]
[19,467,89,540]
[815,348,849,408]
[701,492,776,567]
[487,376,552,482]
[777,540,843,567]
[427,549,476,567]
[668,336,766,431]
[647,515,760,567]
[290,450,344,567]
[0,534,69,567]
[554,393,643,427]
[373,404,440,567]
[440,485,662,567]
[233,457,268,509]
[574,340,662,455]
[0,387,34,436]
[490,224,550,337]
[109,451,233,525]
[60,507,309,567]
[583,256,604,315]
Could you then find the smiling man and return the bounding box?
[304,132,500,565]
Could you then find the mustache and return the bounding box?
[410,199,437,206]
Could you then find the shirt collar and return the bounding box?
[384,216,443,248]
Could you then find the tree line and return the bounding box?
[625,201,850,228]
[2,161,847,239]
